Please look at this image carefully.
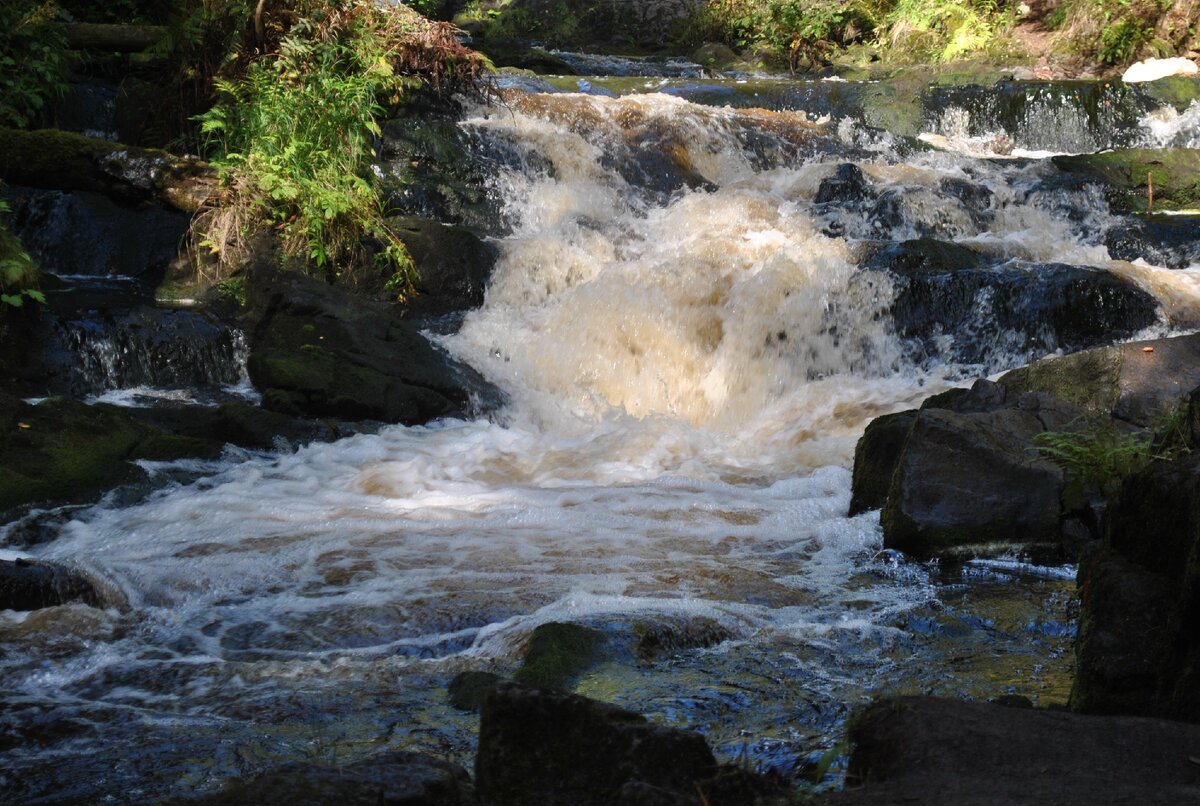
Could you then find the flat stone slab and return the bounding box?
[832,696,1200,805]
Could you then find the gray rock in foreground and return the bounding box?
[186,751,477,805]
[475,681,717,806]
[832,696,1200,805]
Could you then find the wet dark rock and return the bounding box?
[245,262,503,424]
[123,403,339,452]
[1104,214,1200,269]
[831,696,1200,804]
[633,616,733,661]
[3,188,189,285]
[999,332,1200,426]
[513,622,607,691]
[864,240,1160,366]
[0,559,104,611]
[1053,148,1200,213]
[379,116,492,230]
[928,79,1151,152]
[190,751,478,805]
[815,163,875,206]
[1073,446,1200,722]
[18,304,244,398]
[879,389,1069,560]
[848,409,917,516]
[475,681,717,806]
[0,391,221,514]
[386,215,496,317]
[448,670,504,712]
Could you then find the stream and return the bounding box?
[4,65,1200,802]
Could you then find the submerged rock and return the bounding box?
[0,559,105,611]
[245,263,503,424]
[1105,213,1200,269]
[832,696,1200,804]
[475,681,717,806]
[190,751,478,805]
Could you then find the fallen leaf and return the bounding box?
[1143,346,1155,353]
[17,422,30,429]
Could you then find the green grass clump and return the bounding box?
[0,198,44,310]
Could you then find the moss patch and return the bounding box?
[999,347,1124,418]
[0,394,222,512]
[514,622,607,691]
[1052,148,1200,213]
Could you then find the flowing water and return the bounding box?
[4,71,1200,802]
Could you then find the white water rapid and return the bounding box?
[9,81,1200,801]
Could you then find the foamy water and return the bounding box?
[7,85,1195,799]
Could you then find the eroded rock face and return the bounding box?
[1073,447,1200,722]
[832,696,1200,805]
[189,751,478,805]
[245,263,503,424]
[475,681,717,806]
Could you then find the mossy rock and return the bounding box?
[448,670,504,712]
[1000,345,1124,419]
[0,393,222,513]
[858,80,926,139]
[1136,74,1200,112]
[1052,149,1200,213]
[513,622,607,691]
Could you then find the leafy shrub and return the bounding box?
[886,0,1012,62]
[0,198,44,309]
[0,1,69,129]
[690,0,881,69]
[193,1,487,296]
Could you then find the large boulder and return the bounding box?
[1073,444,1200,722]
[831,696,1200,804]
[188,751,477,805]
[475,681,717,806]
[245,263,503,424]
[879,383,1074,560]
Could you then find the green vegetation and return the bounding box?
[0,198,44,310]
[191,0,486,295]
[1034,407,1192,493]
[0,2,68,129]
[1055,0,1198,65]
[690,0,881,69]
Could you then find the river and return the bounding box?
[4,68,1198,801]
